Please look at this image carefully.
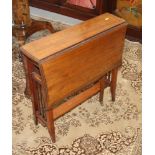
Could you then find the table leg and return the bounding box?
[46,110,56,143]
[99,77,106,105]
[110,67,118,101]
[22,55,38,124]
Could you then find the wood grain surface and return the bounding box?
[21,13,126,62]
[40,23,127,107]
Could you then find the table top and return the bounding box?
[21,13,126,62]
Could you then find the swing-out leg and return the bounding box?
[110,68,119,102]
[99,77,105,105]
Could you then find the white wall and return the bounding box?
[30,6,83,26]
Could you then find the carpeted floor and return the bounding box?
[12,18,142,155]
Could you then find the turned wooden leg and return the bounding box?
[110,68,118,101]
[99,77,105,105]
[46,110,56,143]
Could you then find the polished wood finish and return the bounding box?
[41,24,126,107]
[21,13,127,142]
[21,13,125,61]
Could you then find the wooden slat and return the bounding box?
[21,13,125,62]
[53,82,100,120]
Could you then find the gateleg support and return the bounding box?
[110,67,119,102]
[99,77,106,105]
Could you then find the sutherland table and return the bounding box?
[20,13,127,142]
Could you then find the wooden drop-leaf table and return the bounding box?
[21,13,127,142]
